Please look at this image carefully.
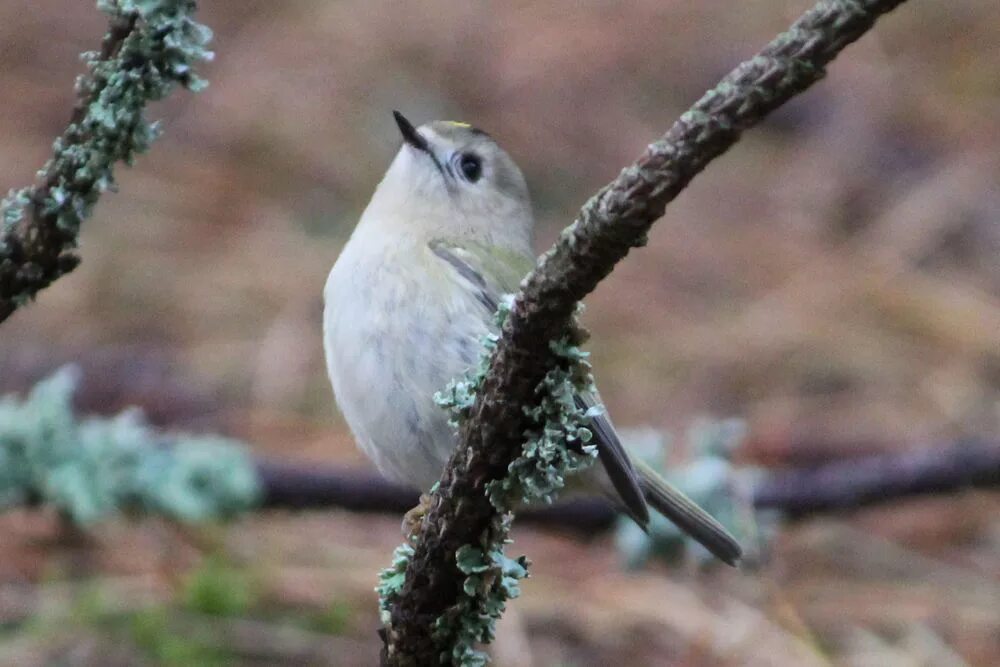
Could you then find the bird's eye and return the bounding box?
[458,153,482,182]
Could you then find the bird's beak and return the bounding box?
[393,110,430,153]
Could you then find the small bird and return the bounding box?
[323,111,742,565]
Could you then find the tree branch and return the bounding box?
[386,0,909,663]
[256,439,1000,526]
[752,440,1000,516]
[0,0,212,324]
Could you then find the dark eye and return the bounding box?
[458,153,482,182]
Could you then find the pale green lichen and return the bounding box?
[435,297,599,511]
[0,367,261,524]
[487,335,599,509]
[613,420,763,569]
[381,298,598,665]
[435,541,528,667]
[377,542,416,624]
[0,0,212,308]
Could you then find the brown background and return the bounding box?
[1,1,998,665]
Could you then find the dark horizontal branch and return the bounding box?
[255,440,1000,529]
[256,461,417,514]
[389,1,909,662]
[752,439,1000,516]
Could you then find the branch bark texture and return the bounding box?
[0,0,211,324]
[0,15,133,325]
[386,0,908,663]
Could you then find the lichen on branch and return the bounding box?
[380,299,598,666]
[0,0,212,323]
[383,1,910,665]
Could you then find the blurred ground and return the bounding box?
[1,1,999,665]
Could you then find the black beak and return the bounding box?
[393,110,429,152]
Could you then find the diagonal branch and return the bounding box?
[386,0,909,663]
[0,0,212,324]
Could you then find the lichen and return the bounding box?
[381,297,598,665]
[613,420,763,569]
[486,334,599,509]
[0,367,261,524]
[377,542,416,624]
[434,539,528,667]
[0,0,212,310]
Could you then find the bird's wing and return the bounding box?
[428,239,530,313]
[429,239,743,564]
[428,239,650,526]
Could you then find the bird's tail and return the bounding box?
[635,460,743,566]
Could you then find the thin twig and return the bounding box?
[386,0,909,663]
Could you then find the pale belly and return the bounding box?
[323,244,488,490]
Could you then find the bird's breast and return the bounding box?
[323,240,489,489]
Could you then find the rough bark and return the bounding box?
[384,1,910,663]
[0,16,134,323]
[0,1,210,324]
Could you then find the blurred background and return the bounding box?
[2,1,999,665]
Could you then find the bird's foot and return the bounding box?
[401,493,433,541]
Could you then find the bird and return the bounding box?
[323,111,742,566]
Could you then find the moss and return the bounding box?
[182,556,256,618]
[307,600,355,635]
[128,607,230,667]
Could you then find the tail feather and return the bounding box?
[635,460,743,566]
